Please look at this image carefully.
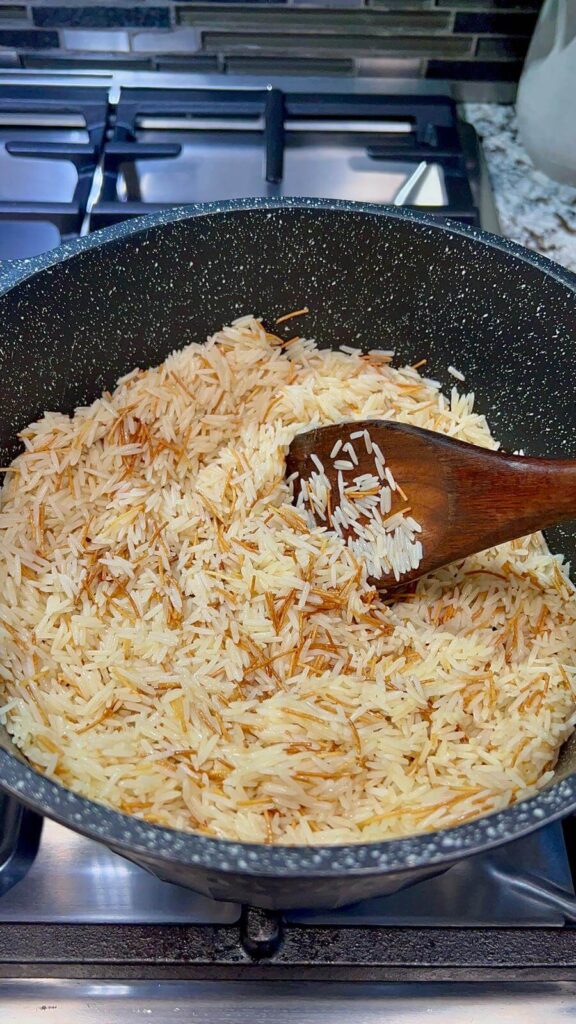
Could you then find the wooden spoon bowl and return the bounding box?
[286,421,576,589]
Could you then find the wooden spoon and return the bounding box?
[286,421,576,589]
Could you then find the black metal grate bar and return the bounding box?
[90,89,479,229]
[264,88,284,185]
[0,86,109,242]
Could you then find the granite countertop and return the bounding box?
[463,103,576,276]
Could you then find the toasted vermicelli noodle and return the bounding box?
[0,315,575,845]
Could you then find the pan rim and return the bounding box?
[0,196,575,878]
[1,746,575,877]
[1,196,575,297]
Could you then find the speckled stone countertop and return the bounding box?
[463,103,576,275]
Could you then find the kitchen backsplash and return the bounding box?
[0,1,542,98]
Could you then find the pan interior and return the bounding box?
[1,203,575,803]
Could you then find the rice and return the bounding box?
[0,314,575,846]
[296,429,423,582]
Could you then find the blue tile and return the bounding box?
[0,49,20,65]
[178,0,287,4]
[454,11,538,34]
[61,28,130,51]
[131,27,200,52]
[0,28,58,47]
[438,0,540,7]
[33,6,170,29]
[427,58,523,79]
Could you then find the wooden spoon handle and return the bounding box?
[440,448,576,561]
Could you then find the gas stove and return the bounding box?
[0,70,574,1022]
[0,71,500,261]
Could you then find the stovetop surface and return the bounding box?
[0,75,484,261]
[3,979,576,1024]
[0,71,574,1021]
[0,817,574,928]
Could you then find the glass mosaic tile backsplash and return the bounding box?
[0,1,542,97]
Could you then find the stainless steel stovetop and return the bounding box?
[2,818,575,927]
[0,813,575,1021]
[0,68,500,259]
[0,68,574,1023]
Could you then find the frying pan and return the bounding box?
[0,198,575,911]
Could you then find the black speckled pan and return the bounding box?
[0,198,575,911]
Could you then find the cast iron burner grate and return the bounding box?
[0,84,109,256]
[90,90,479,229]
[0,83,482,259]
